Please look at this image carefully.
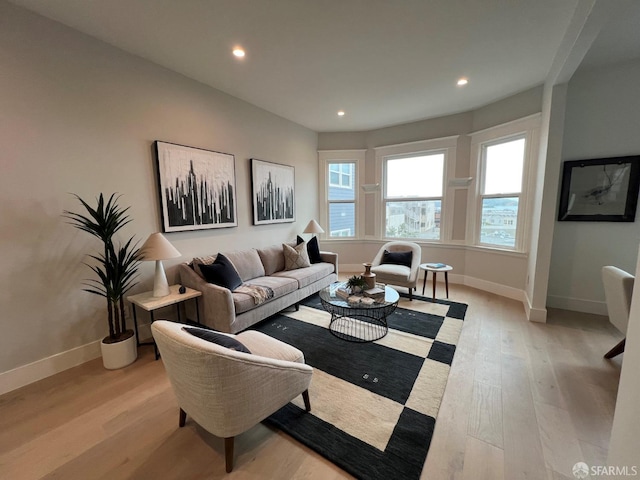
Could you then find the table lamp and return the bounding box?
[139,232,181,297]
[303,219,324,237]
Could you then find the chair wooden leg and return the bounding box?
[302,389,311,412]
[408,287,413,300]
[225,437,234,473]
[179,408,186,427]
[604,338,626,359]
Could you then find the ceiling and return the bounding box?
[8,0,639,132]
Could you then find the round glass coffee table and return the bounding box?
[319,283,400,342]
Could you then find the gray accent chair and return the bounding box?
[152,321,312,472]
[602,266,634,359]
[370,241,422,300]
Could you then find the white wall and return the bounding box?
[0,2,318,382]
[547,60,640,314]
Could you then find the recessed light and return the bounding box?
[232,47,245,58]
[337,110,345,117]
[457,77,468,86]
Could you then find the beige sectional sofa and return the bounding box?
[178,243,338,333]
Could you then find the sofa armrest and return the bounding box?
[319,251,338,276]
[178,263,236,332]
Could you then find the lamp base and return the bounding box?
[153,260,170,297]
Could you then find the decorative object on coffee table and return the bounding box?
[63,193,141,369]
[139,232,181,297]
[362,262,376,289]
[345,274,368,293]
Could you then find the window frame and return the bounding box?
[374,136,458,242]
[468,114,540,252]
[382,151,445,241]
[318,150,366,240]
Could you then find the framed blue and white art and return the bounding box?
[251,158,295,225]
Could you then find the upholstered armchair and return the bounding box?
[370,241,422,300]
[151,321,313,472]
[602,266,635,359]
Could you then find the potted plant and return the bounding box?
[64,193,141,369]
[346,275,368,294]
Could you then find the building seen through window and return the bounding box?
[328,162,356,237]
[384,153,443,239]
[479,138,525,248]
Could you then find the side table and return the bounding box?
[127,285,202,359]
[420,263,453,300]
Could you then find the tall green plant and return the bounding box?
[64,193,141,343]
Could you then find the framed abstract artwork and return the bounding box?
[557,155,640,222]
[154,141,238,232]
[251,158,295,225]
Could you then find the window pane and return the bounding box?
[329,202,355,237]
[480,197,518,247]
[386,154,443,198]
[484,138,525,195]
[328,162,355,200]
[385,200,441,239]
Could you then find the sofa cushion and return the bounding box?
[371,263,411,281]
[297,235,322,264]
[223,248,265,281]
[182,327,251,353]
[284,242,311,270]
[199,253,243,290]
[382,249,412,268]
[192,254,217,277]
[256,242,295,276]
[232,276,298,314]
[274,262,335,288]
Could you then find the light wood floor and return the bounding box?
[0,281,623,480]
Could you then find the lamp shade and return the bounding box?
[139,233,181,261]
[303,220,324,234]
[140,233,180,297]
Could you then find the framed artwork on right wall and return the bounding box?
[251,158,295,225]
[557,155,640,222]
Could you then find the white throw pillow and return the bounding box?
[283,242,311,270]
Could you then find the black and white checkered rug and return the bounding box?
[253,292,468,480]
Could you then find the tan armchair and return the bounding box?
[602,266,634,359]
[371,241,422,300]
[151,320,313,472]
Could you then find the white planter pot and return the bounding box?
[100,331,137,369]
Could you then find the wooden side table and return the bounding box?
[127,285,202,359]
[420,263,453,300]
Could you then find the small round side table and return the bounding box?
[420,263,453,300]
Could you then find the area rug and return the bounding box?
[252,292,468,480]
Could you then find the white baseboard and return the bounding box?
[460,275,525,302]
[524,291,547,323]
[546,295,608,316]
[0,340,102,397]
